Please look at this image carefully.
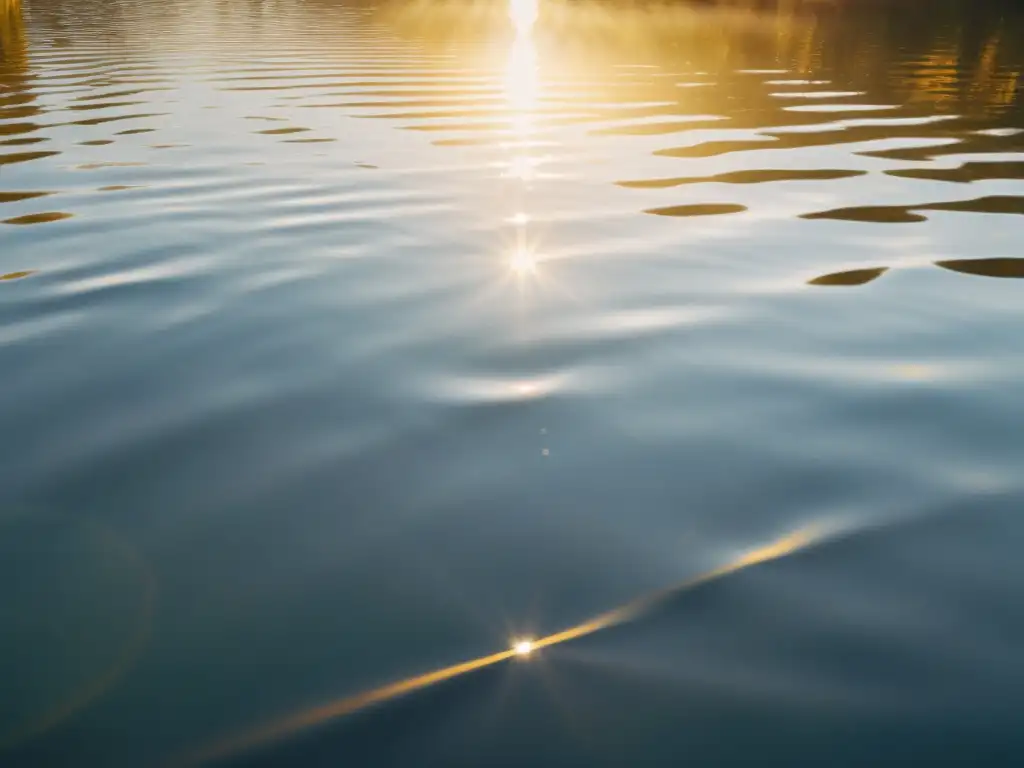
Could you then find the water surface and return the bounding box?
[2,0,1024,766]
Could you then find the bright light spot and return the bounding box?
[504,34,538,114]
[509,0,538,33]
[513,639,535,656]
[510,212,530,225]
[509,245,537,275]
[503,154,541,181]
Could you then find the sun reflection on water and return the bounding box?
[508,243,539,276]
[178,520,849,768]
[512,638,536,657]
[508,0,538,34]
[505,12,538,112]
[503,0,543,277]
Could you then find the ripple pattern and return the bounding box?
[2,1,1024,767]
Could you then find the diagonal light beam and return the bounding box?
[179,520,843,767]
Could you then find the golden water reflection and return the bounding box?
[508,0,537,35]
[367,0,1024,288]
[809,258,1024,287]
[5,0,1023,248]
[503,0,543,278]
[376,0,1021,117]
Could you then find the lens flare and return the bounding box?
[508,245,538,275]
[513,639,535,656]
[177,520,847,768]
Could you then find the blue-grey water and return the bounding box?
[2,0,1024,765]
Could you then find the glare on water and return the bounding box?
[508,0,538,33]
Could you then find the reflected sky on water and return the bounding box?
[3,1,1024,766]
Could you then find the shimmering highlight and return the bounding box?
[180,521,840,767]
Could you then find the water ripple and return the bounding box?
[2,1,1024,766]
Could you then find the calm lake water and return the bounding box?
[2,0,1024,765]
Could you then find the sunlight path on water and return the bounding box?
[509,0,538,33]
[177,519,847,767]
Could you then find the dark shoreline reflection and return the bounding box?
[809,258,1024,286]
[803,195,1024,224]
[2,211,73,225]
[1,270,35,280]
[1,1,50,163]
[887,161,1024,184]
[645,203,747,217]
[809,267,889,287]
[937,257,1024,279]
[619,169,867,189]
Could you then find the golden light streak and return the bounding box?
[179,519,843,767]
[180,647,519,767]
